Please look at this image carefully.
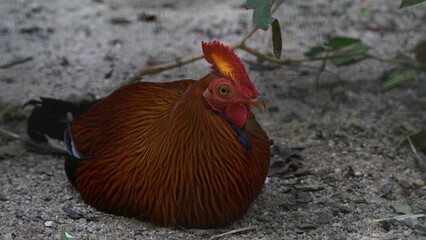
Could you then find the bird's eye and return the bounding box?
[218,86,230,95]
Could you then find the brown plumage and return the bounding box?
[27,41,270,228]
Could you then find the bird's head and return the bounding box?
[201,41,265,128]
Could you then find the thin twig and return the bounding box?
[407,136,426,171]
[123,26,260,86]
[0,56,34,69]
[209,225,258,239]
[122,54,204,85]
[238,44,421,66]
[124,0,284,85]
[124,0,420,85]
[0,127,21,140]
[366,213,426,224]
[125,42,421,85]
[315,51,328,86]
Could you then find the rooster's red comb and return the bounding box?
[202,41,255,90]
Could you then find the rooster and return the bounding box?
[27,41,270,228]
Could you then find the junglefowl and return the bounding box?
[27,41,270,228]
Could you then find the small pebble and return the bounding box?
[64,195,74,200]
[77,218,87,224]
[15,211,24,218]
[354,171,363,177]
[44,221,54,227]
[408,179,425,187]
[97,5,107,15]
[42,195,51,201]
[368,23,380,31]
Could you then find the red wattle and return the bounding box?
[225,104,248,128]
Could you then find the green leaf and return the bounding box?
[331,44,370,66]
[246,0,275,30]
[391,202,413,214]
[271,19,282,59]
[246,0,283,58]
[382,69,417,90]
[304,45,327,58]
[324,37,361,50]
[61,230,77,240]
[400,0,426,8]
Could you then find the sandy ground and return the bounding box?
[1,0,426,239]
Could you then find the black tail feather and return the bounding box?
[25,97,94,143]
[24,97,93,187]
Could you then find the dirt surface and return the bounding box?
[1,0,426,239]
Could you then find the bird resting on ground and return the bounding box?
[27,41,270,228]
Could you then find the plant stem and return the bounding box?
[124,0,285,85]
[123,0,420,85]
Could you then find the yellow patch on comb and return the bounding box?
[210,53,234,79]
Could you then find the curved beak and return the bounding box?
[245,97,266,111]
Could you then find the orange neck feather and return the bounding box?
[169,73,221,130]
